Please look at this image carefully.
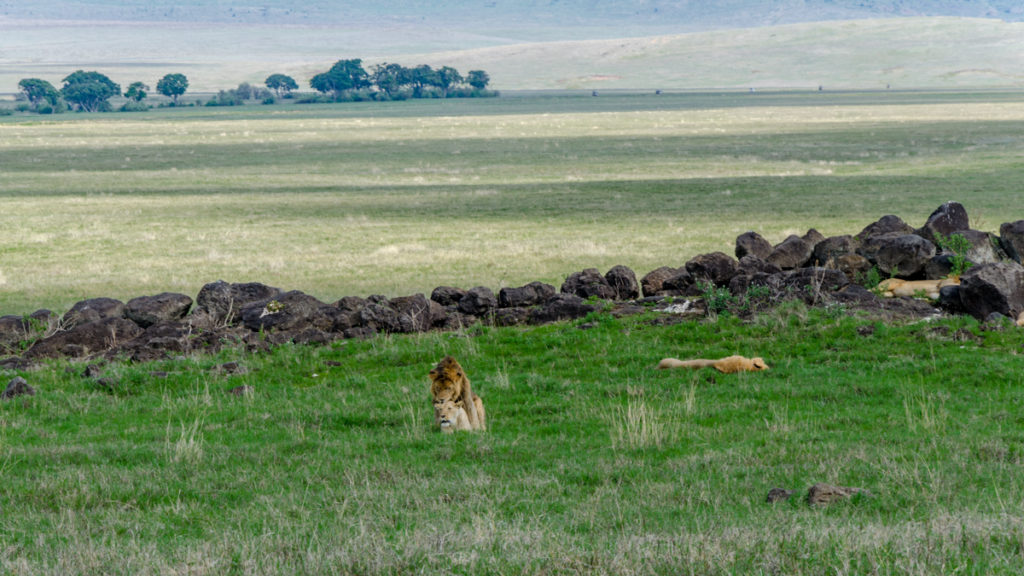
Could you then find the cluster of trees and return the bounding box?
[16,71,189,114]
[309,59,491,100]
[14,60,492,114]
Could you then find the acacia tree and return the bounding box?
[310,59,370,98]
[466,70,490,91]
[435,66,463,97]
[265,73,298,98]
[370,63,410,98]
[61,70,120,112]
[156,73,189,104]
[124,81,149,102]
[18,78,62,111]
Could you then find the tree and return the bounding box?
[435,66,463,97]
[235,82,254,100]
[61,70,120,112]
[18,78,61,110]
[466,70,490,91]
[310,59,370,98]
[265,73,298,98]
[370,63,410,98]
[124,81,149,102]
[156,73,189,104]
[409,65,439,96]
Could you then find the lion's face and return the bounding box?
[429,356,467,401]
[434,399,463,433]
[751,357,768,371]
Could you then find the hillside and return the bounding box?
[2,17,1022,94]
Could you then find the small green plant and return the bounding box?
[699,281,735,317]
[935,232,973,278]
[856,266,883,291]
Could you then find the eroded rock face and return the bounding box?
[957,262,1024,320]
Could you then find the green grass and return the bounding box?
[3,91,1024,314]
[3,306,1024,574]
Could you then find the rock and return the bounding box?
[24,317,144,360]
[802,228,826,250]
[999,221,1024,263]
[194,281,281,326]
[116,322,195,363]
[735,231,772,260]
[736,255,782,276]
[62,297,125,329]
[1,376,34,399]
[873,234,936,277]
[492,307,532,327]
[958,229,1006,266]
[125,292,193,328]
[529,294,597,324]
[561,268,616,300]
[781,267,850,303]
[604,265,640,300]
[457,286,498,316]
[662,270,697,293]
[957,262,1024,320]
[240,291,334,333]
[685,252,738,285]
[766,488,794,503]
[430,286,466,306]
[916,201,969,244]
[938,284,965,314]
[641,266,684,297]
[812,235,859,268]
[228,385,254,397]
[499,282,556,308]
[835,254,873,284]
[856,214,915,242]
[387,294,438,332]
[806,483,871,506]
[766,236,812,270]
[0,310,55,349]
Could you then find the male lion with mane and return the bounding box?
[429,356,486,431]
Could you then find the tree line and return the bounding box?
[13,60,493,114]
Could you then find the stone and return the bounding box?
[62,297,125,328]
[560,268,616,300]
[957,262,1024,321]
[856,214,915,242]
[240,291,334,333]
[685,252,738,285]
[125,292,193,328]
[916,201,969,244]
[812,235,859,268]
[735,231,772,260]
[641,266,684,297]
[766,236,812,270]
[24,317,144,360]
[194,281,281,326]
[766,488,794,503]
[499,282,556,308]
[999,221,1024,263]
[457,286,498,316]
[604,265,640,300]
[1,376,34,399]
[529,294,597,324]
[430,286,466,306]
[806,483,871,506]
[873,234,936,277]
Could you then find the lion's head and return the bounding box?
[751,357,768,371]
[434,399,468,433]
[429,355,467,403]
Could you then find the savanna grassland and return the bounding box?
[3,91,1024,575]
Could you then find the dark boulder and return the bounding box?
[240,291,334,333]
[25,317,144,360]
[640,266,684,297]
[2,376,34,399]
[735,231,772,260]
[873,234,936,277]
[999,221,1024,263]
[63,297,125,329]
[685,252,738,285]
[194,281,281,326]
[856,214,915,242]
[766,236,812,270]
[529,294,597,324]
[499,282,556,308]
[957,262,1024,320]
[916,201,969,244]
[458,286,498,316]
[125,292,193,328]
[561,269,616,300]
[605,265,640,300]
[812,235,859,268]
[430,286,466,306]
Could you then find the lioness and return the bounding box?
[877,277,959,299]
[434,399,475,433]
[657,355,769,373]
[429,356,486,430]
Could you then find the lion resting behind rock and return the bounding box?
[657,355,769,373]
[429,356,486,431]
[878,277,958,299]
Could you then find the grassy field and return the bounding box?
[3,90,1024,315]
[3,91,1024,574]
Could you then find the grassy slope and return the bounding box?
[2,91,1024,314]
[2,17,1023,93]
[3,305,1024,574]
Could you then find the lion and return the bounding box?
[656,355,769,373]
[429,356,486,431]
[433,397,486,433]
[877,277,959,300]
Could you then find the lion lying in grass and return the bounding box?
[656,355,769,373]
[429,356,486,431]
[433,397,486,433]
[877,277,959,299]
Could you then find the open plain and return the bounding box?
[3,91,1024,574]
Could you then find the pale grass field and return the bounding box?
[2,93,1024,314]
